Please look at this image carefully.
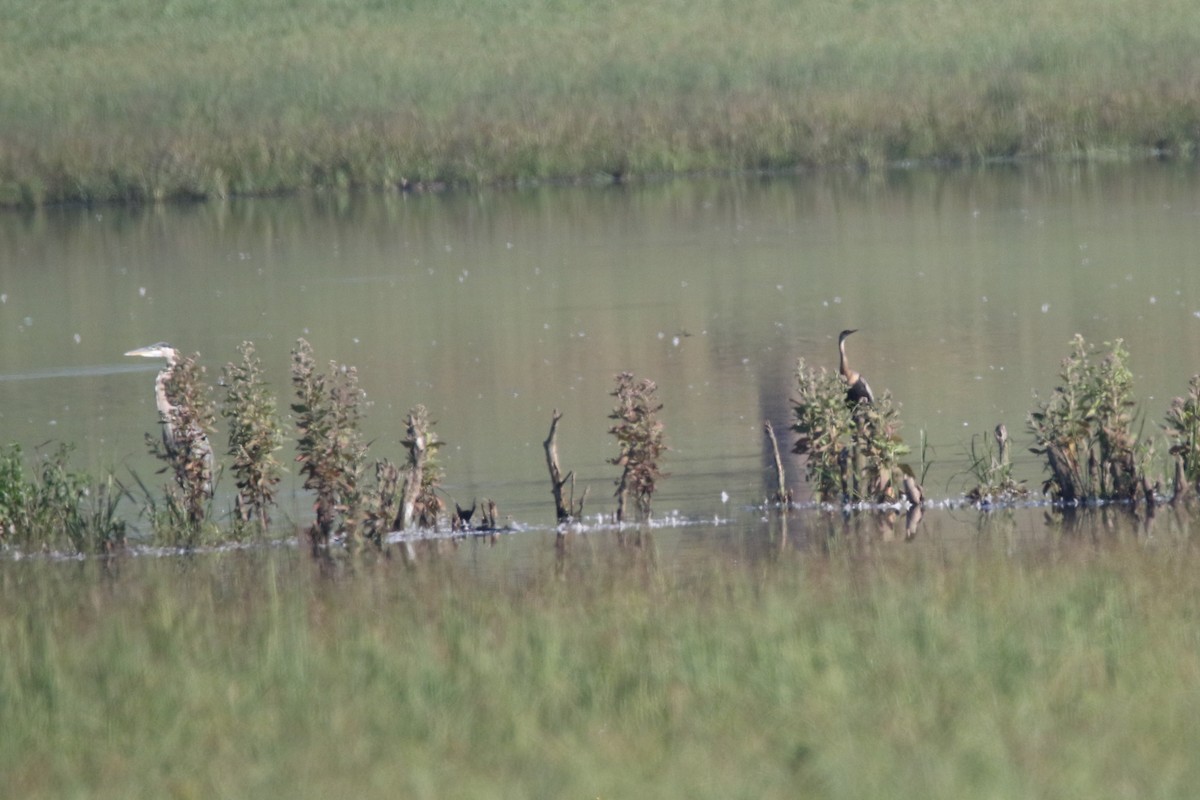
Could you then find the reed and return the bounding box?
[2,0,1199,205]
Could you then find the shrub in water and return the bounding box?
[397,404,444,531]
[608,372,666,522]
[1028,334,1148,503]
[1164,374,1200,498]
[965,423,1028,504]
[291,338,368,549]
[222,341,284,534]
[144,351,217,535]
[791,358,914,504]
[0,443,126,553]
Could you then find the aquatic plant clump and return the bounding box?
[398,404,445,531]
[290,338,368,549]
[363,459,401,546]
[0,443,126,554]
[791,359,854,500]
[965,423,1029,504]
[1028,335,1149,503]
[221,341,285,533]
[147,352,217,531]
[609,372,667,522]
[791,358,914,504]
[1164,374,1200,498]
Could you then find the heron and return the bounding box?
[125,342,213,495]
[838,329,875,406]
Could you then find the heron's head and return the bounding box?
[838,329,858,344]
[124,342,180,364]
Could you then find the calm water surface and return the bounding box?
[2,162,1199,560]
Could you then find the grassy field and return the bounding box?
[3,528,1200,798]
[2,0,1199,205]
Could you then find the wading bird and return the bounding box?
[125,342,213,495]
[838,329,875,406]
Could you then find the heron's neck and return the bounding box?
[154,369,173,420]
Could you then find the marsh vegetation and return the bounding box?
[3,0,1200,205]
[2,328,1199,558]
[5,527,1200,798]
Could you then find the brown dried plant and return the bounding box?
[609,372,667,522]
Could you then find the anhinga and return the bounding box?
[125,342,213,494]
[838,329,875,406]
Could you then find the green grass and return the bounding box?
[2,0,1199,204]
[3,529,1200,798]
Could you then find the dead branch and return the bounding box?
[763,420,792,505]
[544,409,583,523]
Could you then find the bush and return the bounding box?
[222,341,285,534]
[609,372,667,522]
[144,351,217,532]
[1164,374,1200,497]
[1028,335,1149,503]
[0,443,126,554]
[791,359,914,504]
[291,339,368,549]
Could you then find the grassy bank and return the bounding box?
[2,0,1199,205]
[3,534,1200,798]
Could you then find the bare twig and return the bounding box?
[763,420,792,505]
[544,409,584,523]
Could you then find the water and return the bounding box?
[2,162,1199,555]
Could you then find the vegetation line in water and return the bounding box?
[3,333,1200,555]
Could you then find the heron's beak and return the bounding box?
[125,344,171,359]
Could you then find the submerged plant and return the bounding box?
[608,372,667,522]
[222,341,284,533]
[1028,335,1148,503]
[791,358,916,504]
[291,338,368,549]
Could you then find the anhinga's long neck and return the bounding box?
[839,339,857,383]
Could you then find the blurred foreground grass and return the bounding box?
[3,527,1199,798]
[2,0,1199,205]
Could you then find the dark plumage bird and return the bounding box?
[838,329,875,406]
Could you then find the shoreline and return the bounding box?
[3,0,1199,207]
